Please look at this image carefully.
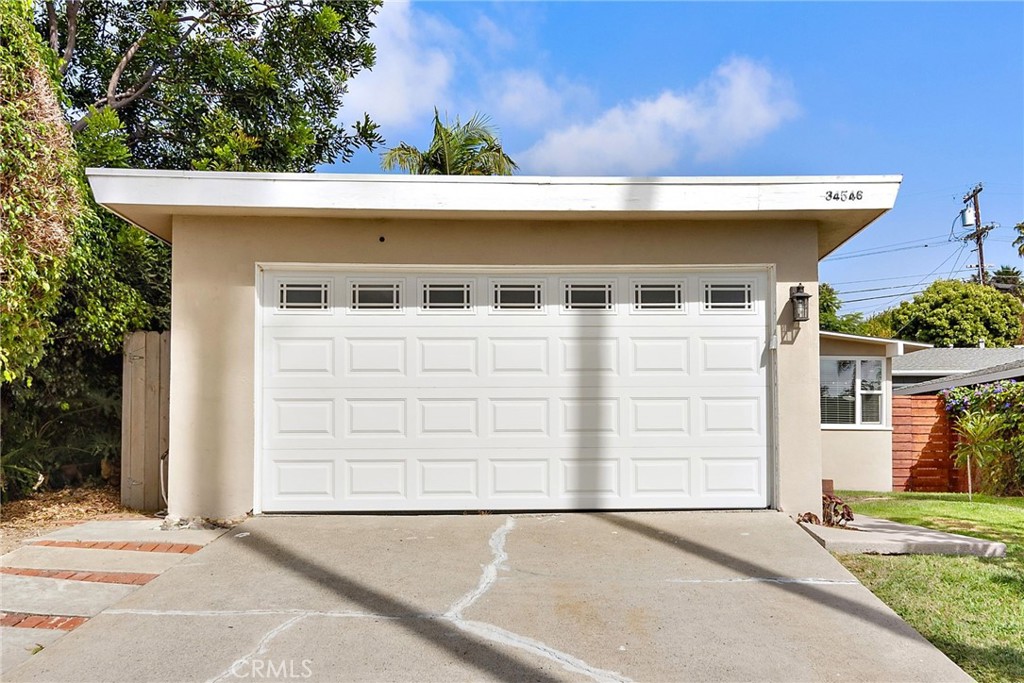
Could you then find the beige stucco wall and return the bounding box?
[168,216,823,519]
[821,430,893,491]
[819,338,893,492]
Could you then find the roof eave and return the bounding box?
[85,169,903,254]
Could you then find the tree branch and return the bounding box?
[46,2,59,53]
[106,37,144,106]
[60,0,80,75]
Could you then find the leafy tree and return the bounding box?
[2,0,386,497]
[39,0,384,171]
[818,283,864,334]
[1014,221,1024,259]
[889,279,1024,347]
[859,311,895,339]
[382,108,517,175]
[0,0,89,383]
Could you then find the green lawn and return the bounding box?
[836,491,1024,683]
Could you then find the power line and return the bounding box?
[831,233,950,256]
[843,243,966,316]
[843,290,927,303]
[823,242,950,262]
[827,268,974,286]
[838,283,943,295]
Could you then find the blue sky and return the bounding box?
[323,1,1024,318]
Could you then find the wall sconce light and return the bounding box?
[790,284,812,323]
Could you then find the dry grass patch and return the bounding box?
[0,484,147,555]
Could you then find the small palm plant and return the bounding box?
[952,409,1007,502]
[381,108,517,176]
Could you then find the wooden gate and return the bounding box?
[121,331,170,511]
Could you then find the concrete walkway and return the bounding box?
[1,519,228,675]
[801,514,1007,556]
[5,512,970,682]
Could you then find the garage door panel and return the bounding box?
[417,338,479,375]
[698,337,764,374]
[260,270,769,512]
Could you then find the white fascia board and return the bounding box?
[85,169,902,245]
[819,331,931,357]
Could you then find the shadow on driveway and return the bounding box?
[238,526,561,683]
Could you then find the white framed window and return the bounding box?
[420,281,473,312]
[350,281,402,311]
[701,281,754,313]
[277,281,331,313]
[631,281,685,313]
[491,280,544,312]
[562,281,614,312]
[820,358,884,426]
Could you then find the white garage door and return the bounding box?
[258,268,769,512]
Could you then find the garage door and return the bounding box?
[258,269,769,512]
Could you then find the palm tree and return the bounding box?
[951,410,1006,501]
[991,265,1022,296]
[381,109,518,176]
[1014,221,1024,258]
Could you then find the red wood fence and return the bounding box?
[892,395,965,492]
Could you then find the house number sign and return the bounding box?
[824,190,864,202]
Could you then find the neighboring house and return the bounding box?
[818,332,930,491]
[892,354,1024,493]
[892,347,1024,389]
[894,356,1024,396]
[86,170,902,520]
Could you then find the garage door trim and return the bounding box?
[253,263,778,514]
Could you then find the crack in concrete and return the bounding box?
[207,614,309,683]
[445,516,634,683]
[187,515,632,683]
[445,516,515,619]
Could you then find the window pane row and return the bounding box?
[820,359,883,425]
[279,280,754,313]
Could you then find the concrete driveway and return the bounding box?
[7,511,969,682]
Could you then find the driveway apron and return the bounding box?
[6,511,971,682]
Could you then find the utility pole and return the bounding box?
[962,183,992,286]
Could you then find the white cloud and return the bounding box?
[342,1,455,128]
[473,14,516,53]
[482,70,595,130]
[517,57,799,175]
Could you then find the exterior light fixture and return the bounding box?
[789,284,812,323]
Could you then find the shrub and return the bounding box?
[942,380,1024,495]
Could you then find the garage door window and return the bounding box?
[351,282,401,310]
[563,282,614,311]
[421,283,472,311]
[492,282,543,311]
[820,358,883,426]
[278,282,330,312]
[632,282,684,312]
[702,282,753,312]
